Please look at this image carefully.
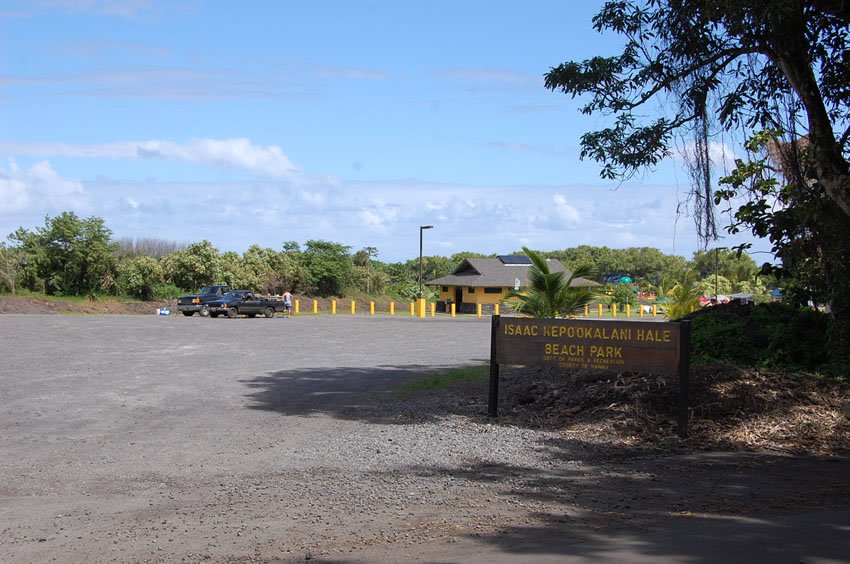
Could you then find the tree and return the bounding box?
[0,243,21,293]
[507,247,597,318]
[161,240,223,291]
[117,255,164,300]
[691,248,758,282]
[612,282,638,309]
[545,0,850,362]
[666,271,702,320]
[10,212,117,296]
[301,240,354,297]
[545,0,850,223]
[716,131,850,357]
[353,246,379,294]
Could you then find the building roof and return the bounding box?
[426,256,599,288]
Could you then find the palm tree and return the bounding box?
[665,270,702,320]
[507,247,597,318]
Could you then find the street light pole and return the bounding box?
[419,225,433,298]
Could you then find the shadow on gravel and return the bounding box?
[241,364,488,424]
[398,452,850,562]
[243,366,850,561]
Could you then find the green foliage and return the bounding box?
[400,365,489,393]
[507,247,597,318]
[544,2,850,206]
[545,245,687,290]
[666,271,701,320]
[161,240,223,291]
[694,275,732,299]
[611,282,637,308]
[640,273,677,301]
[117,255,164,300]
[2,212,776,317]
[10,212,118,296]
[151,282,182,300]
[690,302,836,373]
[545,1,850,360]
[0,243,22,293]
[301,240,355,297]
[717,131,850,362]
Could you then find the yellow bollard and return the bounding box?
[370,301,375,316]
[313,299,318,315]
[416,298,427,318]
[331,300,337,315]
[295,299,300,314]
[451,303,456,318]
[494,303,500,316]
[626,304,631,318]
[390,302,395,316]
[652,304,657,317]
[476,303,482,318]
[351,300,356,315]
[410,302,415,316]
[612,304,618,318]
[584,305,589,317]
[598,303,603,317]
[430,302,436,317]
[640,304,644,317]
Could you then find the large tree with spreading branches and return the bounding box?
[544,0,850,362]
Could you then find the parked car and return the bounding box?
[177,285,232,317]
[207,290,280,319]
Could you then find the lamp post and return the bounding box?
[419,225,433,299]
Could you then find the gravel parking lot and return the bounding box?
[2,313,849,563]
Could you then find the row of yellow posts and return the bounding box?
[285,299,504,318]
[283,299,664,318]
[585,303,663,318]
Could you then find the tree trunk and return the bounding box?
[768,8,850,221]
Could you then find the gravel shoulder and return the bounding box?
[1,313,848,563]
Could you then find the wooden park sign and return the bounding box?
[488,316,692,437]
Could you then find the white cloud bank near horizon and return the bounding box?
[0,152,764,263]
[0,139,298,179]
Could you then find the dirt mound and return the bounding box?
[493,364,850,457]
[0,295,172,315]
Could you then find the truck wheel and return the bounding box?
[199,305,210,317]
[182,311,194,317]
[226,308,238,319]
[264,307,275,318]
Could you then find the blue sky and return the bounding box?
[0,0,768,262]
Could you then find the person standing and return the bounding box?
[282,290,292,318]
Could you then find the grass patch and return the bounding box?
[401,364,490,392]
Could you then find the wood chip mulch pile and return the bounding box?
[494,363,850,457]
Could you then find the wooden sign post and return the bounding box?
[489,316,692,438]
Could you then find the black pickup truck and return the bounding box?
[177,285,231,317]
[207,290,282,318]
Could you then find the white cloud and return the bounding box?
[673,139,738,172]
[552,194,581,225]
[0,161,770,262]
[0,139,298,178]
[0,159,87,213]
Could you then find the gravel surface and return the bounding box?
[2,313,848,563]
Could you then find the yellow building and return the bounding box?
[427,255,597,314]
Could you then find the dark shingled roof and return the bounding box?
[426,257,598,288]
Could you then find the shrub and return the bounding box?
[689,302,833,372]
